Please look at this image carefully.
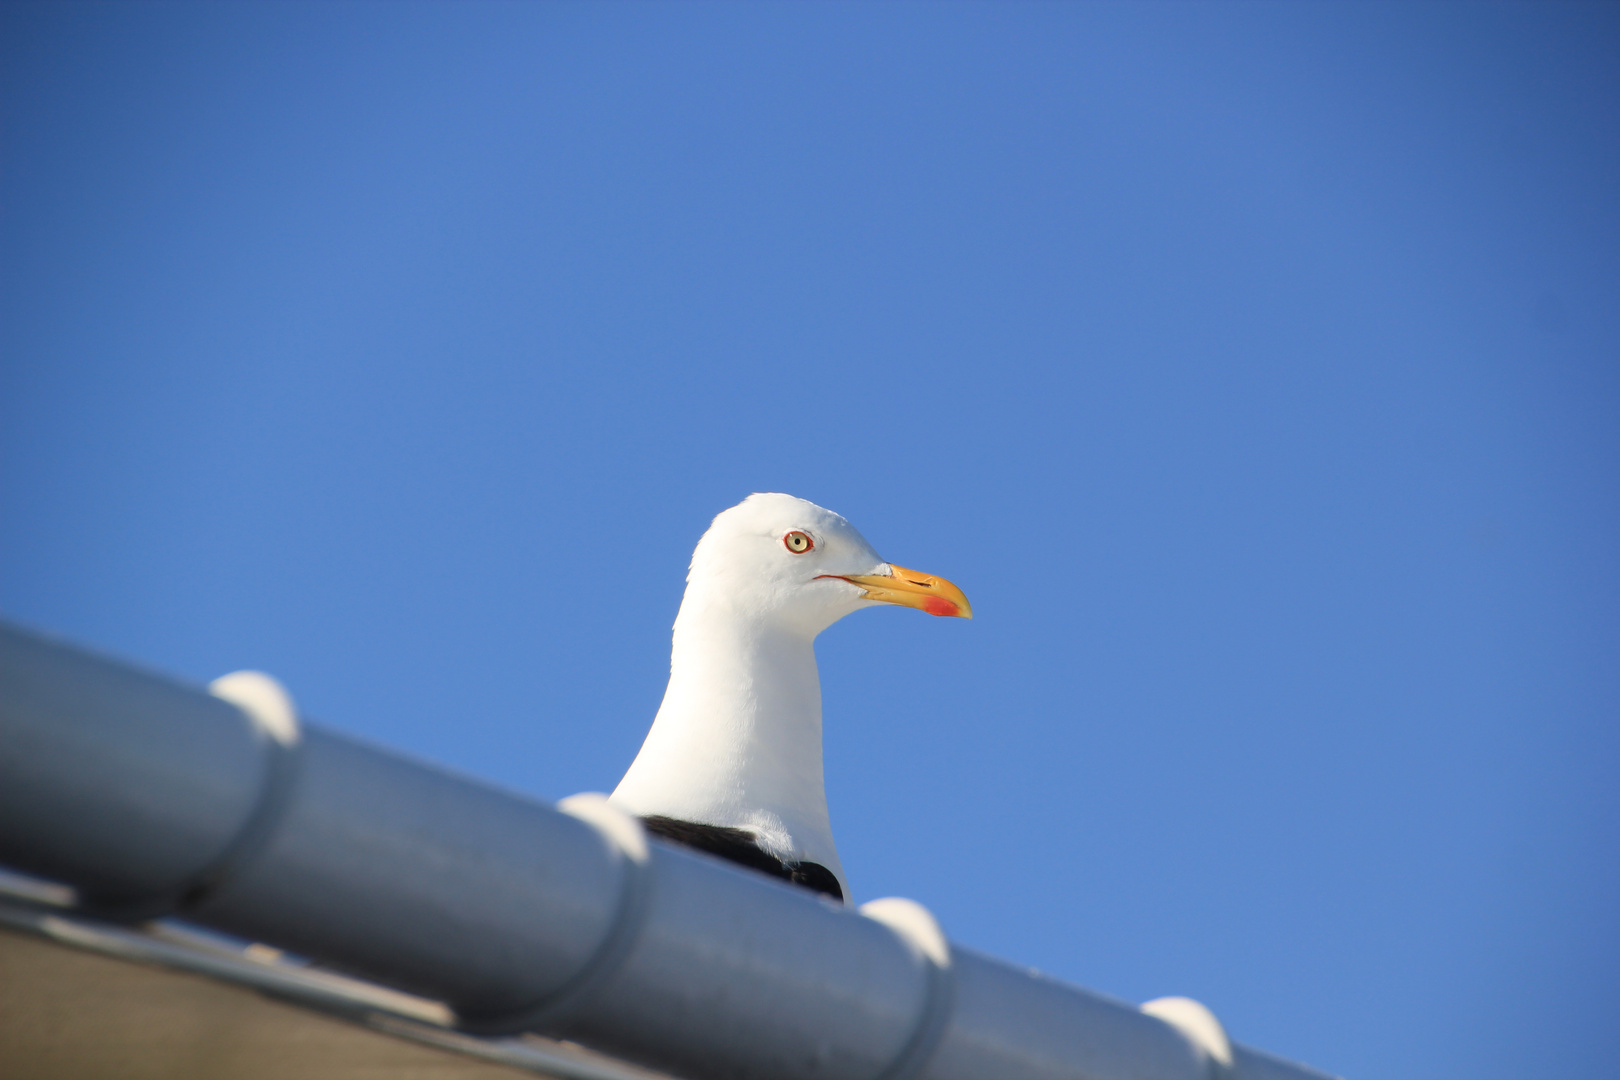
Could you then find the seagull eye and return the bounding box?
[783,530,814,554]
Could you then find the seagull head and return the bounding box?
[685,492,972,638]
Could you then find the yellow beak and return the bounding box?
[823,564,973,619]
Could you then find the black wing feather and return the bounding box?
[639,815,843,902]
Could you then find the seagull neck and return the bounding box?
[611,595,835,861]
[663,601,824,763]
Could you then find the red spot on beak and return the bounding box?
[921,596,960,618]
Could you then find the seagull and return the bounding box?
[609,493,971,903]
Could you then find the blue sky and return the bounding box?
[2,3,1616,1077]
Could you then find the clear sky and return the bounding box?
[2,3,1616,1078]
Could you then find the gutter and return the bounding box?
[0,620,1340,1080]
